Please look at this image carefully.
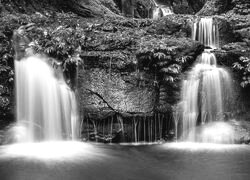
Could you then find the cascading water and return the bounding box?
[15,55,79,142]
[179,18,232,143]
[181,51,232,141]
[152,0,173,19]
[192,17,219,49]
[153,6,173,19]
[161,7,173,16]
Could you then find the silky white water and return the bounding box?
[15,55,79,142]
[180,51,232,142]
[153,6,173,19]
[161,7,173,16]
[178,17,232,142]
[152,0,173,19]
[192,17,219,49]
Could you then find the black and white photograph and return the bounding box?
[0,0,250,179]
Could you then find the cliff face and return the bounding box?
[77,16,203,120]
[0,0,120,17]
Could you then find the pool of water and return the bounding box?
[0,142,250,180]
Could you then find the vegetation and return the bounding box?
[137,36,198,84]
[233,56,250,87]
[0,0,249,132]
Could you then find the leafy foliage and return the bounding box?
[136,36,197,84]
[0,12,87,121]
[0,12,87,72]
[0,8,202,124]
[30,25,84,65]
[233,56,250,87]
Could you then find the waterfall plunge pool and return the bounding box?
[0,142,250,180]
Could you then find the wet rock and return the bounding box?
[229,120,250,144]
[78,67,156,118]
[0,0,121,17]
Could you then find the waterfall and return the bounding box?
[181,51,231,141]
[179,17,232,142]
[15,55,79,142]
[161,7,173,16]
[152,0,173,19]
[153,7,162,20]
[192,18,219,49]
[153,6,173,19]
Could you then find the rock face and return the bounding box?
[76,16,203,141]
[0,0,121,17]
[78,62,156,118]
[78,17,203,120]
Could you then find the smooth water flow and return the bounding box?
[15,55,79,142]
[192,18,219,49]
[180,51,232,141]
[179,17,232,143]
[161,7,173,16]
[152,0,173,19]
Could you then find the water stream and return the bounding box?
[179,17,232,142]
[192,17,219,49]
[14,55,79,142]
[151,0,173,19]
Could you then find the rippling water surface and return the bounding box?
[0,142,250,180]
